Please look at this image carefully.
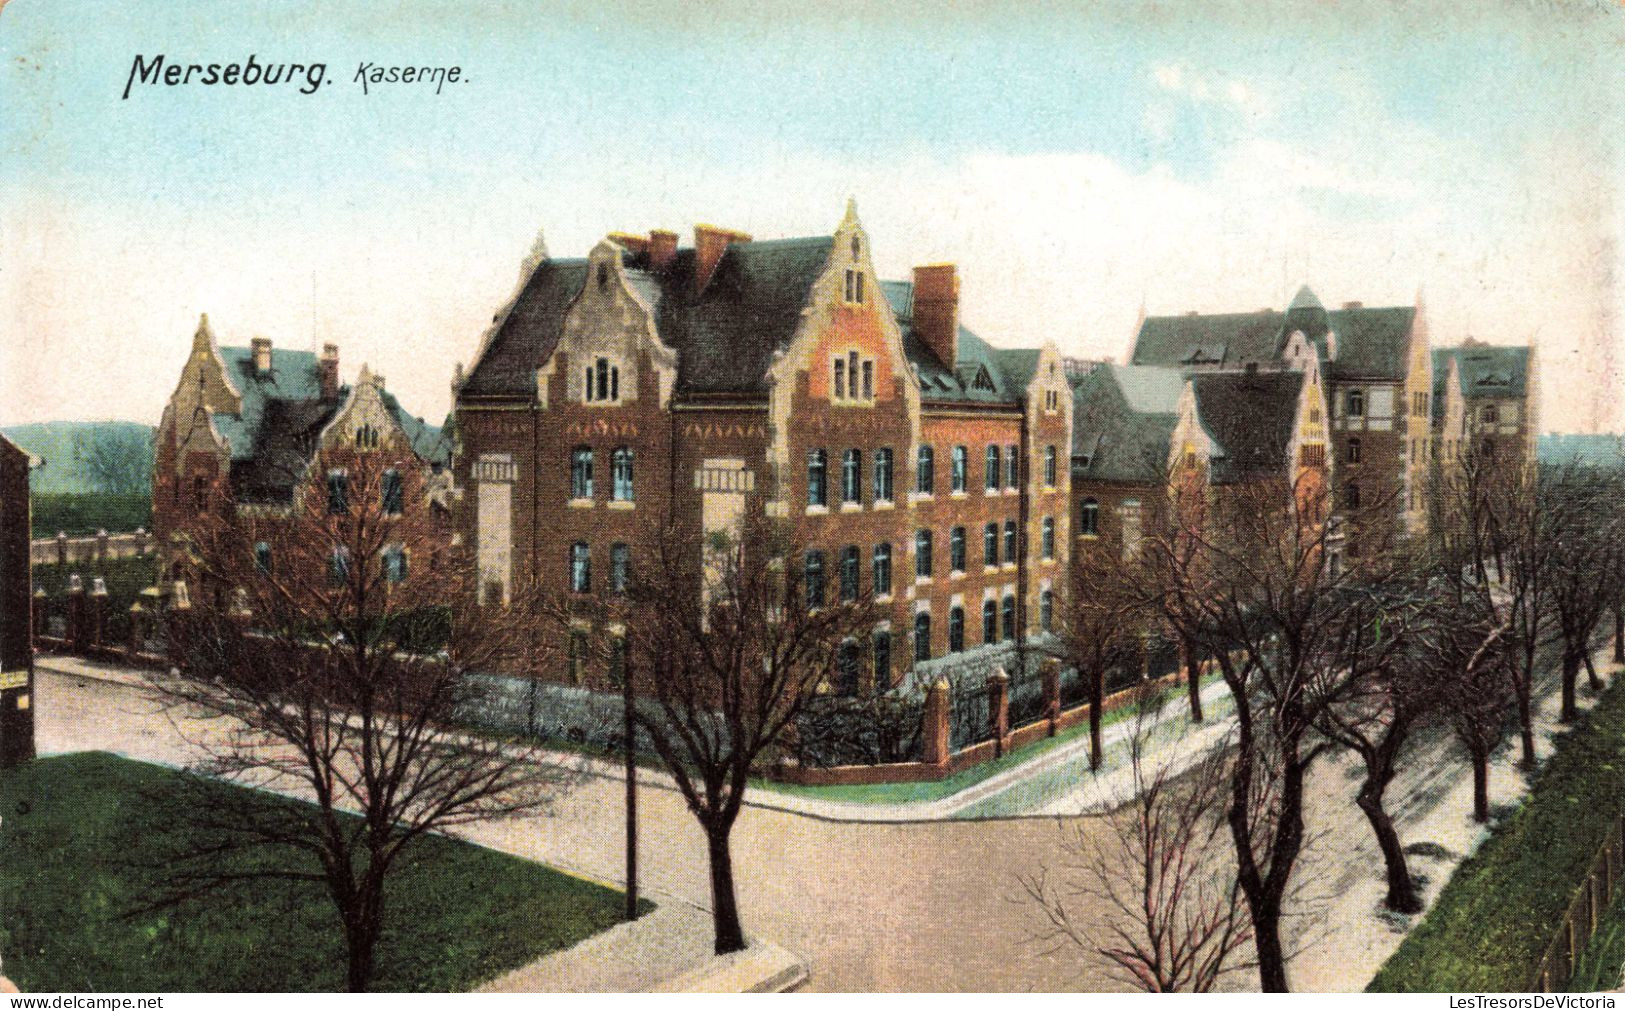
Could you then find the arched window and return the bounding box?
[913,611,931,663]
[1346,438,1362,465]
[1006,444,1019,487]
[612,447,635,502]
[982,599,998,644]
[1044,446,1058,487]
[835,641,861,696]
[1040,589,1054,632]
[381,468,403,515]
[570,447,594,499]
[1041,517,1055,559]
[948,606,965,653]
[1345,482,1362,510]
[986,445,1001,491]
[1079,498,1100,536]
[805,550,826,608]
[1004,520,1018,562]
[984,522,999,566]
[807,448,828,507]
[916,445,935,494]
[873,448,894,502]
[842,449,862,503]
[872,543,892,597]
[949,526,966,573]
[840,545,860,602]
[951,446,968,492]
[1002,594,1017,642]
[570,542,591,593]
[915,529,933,579]
[873,631,893,693]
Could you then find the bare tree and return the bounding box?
[148,449,573,991]
[1020,685,1255,991]
[1053,540,1146,769]
[610,517,878,954]
[1542,464,1619,722]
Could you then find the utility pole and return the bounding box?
[622,635,638,920]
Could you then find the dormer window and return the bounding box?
[843,269,865,305]
[585,356,620,403]
[832,350,875,403]
[971,366,996,393]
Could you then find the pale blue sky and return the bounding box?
[3,0,1621,430]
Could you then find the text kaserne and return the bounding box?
[353,62,463,95]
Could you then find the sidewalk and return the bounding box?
[33,651,1227,823]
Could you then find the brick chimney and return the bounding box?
[1343,300,1364,310]
[912,264,959,371]
[649,229,679,271]
[607,231,650,256]
[694,224,751,293]
[250,337,272,375]
[320,343,340,400]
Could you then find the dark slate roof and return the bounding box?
[212,345,446,503]
[461,235,1045,405]
[1191,370,1304,484]
[460,258,589,399]
[1433,345,1530,404]
[1071,364,1182,484]
[1130,287,1415,383]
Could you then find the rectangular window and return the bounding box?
[571,448,594,500]
[983,600,997,644]
[984,523,999,566]
[842,449,862,504]
[915,530,933,579]
[384,545,408,583]
[253,541,272,575]
[1004,520,1017,562]
[612,448,635,502]
[571,542,590,593]
[950,526,966,572]
[1002,595,1016,642]
[916,446,934,494]
[327,470,348,515]
[381,469,403,515]
[1006,445,1019,488]
[873,632,892,693]
[840,546,860,602]
[1041,517,1055,560]
[805,550,826,608]
[873,448,894,502]
[1044,446,1057,487]
[833,358,846,399]
[610,542,630,594]
[808,449,828,507]
[951,446,967,493]
[872,543,892,596]
[986,445,1001,491]
[861,360,873,399]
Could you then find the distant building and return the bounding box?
[453,203,1073,692]
[1122,285,1433,560]
[1431,341,1539,469]
[1,433,33,768]
[152,318,453,598]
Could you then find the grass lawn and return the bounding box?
[0,752,644,992]
[753,673,1220,806]
[1369,675,1625,993]
[1569,890,1625,992]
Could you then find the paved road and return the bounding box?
[25,644,1612,992]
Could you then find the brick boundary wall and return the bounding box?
[30,529,151,566]
[773,664,1195,787]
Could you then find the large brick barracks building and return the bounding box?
[452,203,1073,693]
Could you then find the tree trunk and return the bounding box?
[1471,749,1490,823]
[1562,649,1581,722]
[1182,637,1204,723]
[1088,664,1104,771]
[1586,649,1604,691]
[706,823,747,955]
[1250,900,1290,992]
[342,894,384,993]
[1356,783,1421,913]
[1515,682,1536,768]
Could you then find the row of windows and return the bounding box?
[909,590,1056,662]
[831,351,875,402]
[569,541,631,594]
[251,542,409,584]
[809,442,1058,506]
[570,447,635,502]
[800,518,1055,606]
[326,469,405,516]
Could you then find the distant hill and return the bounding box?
[1539,433,1625,469]
[2,421,155,495]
